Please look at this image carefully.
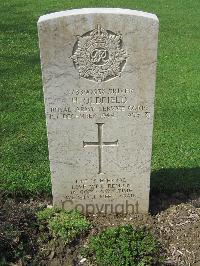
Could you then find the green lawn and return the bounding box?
[1,0,200,197]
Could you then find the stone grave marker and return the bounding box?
[37,8,159,214]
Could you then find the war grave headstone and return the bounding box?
[37,8,159,214]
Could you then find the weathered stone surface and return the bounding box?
[38,8,159,214]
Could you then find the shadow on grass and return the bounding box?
[150,167,200,214]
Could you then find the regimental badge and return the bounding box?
[71,25,128,82]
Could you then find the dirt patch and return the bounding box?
[155,204,200,265]
[0,193,200,265]
[88,205,200,265]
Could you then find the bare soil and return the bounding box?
[0,192,200,266]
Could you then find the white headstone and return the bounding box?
[38,8,159,214]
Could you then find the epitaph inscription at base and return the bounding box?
[38,8,159,214]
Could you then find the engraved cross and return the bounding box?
[83,123,118,174]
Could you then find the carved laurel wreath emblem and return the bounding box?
[71,25,127,82]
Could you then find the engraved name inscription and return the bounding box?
[45,86,151,120]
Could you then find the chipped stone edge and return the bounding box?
[37,8,158,24]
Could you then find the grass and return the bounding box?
[0,0,200,197]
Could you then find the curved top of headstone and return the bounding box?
[38,8,158,24]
